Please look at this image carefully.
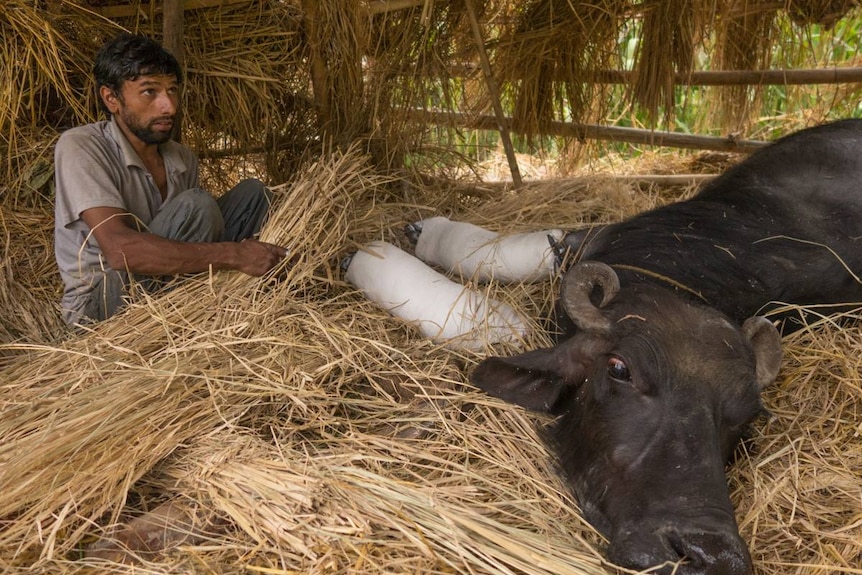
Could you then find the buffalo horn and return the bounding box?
[561,261,620,333]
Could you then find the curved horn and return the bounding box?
[561,261,620,333]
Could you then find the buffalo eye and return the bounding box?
[607,356,631,382]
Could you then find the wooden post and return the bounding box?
[301,0,331,134]
[463,0,522,187]
[163,0,185,141]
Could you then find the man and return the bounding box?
[54,33,288,327]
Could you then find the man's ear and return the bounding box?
[99,85,121,115]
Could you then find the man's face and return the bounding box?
[103,74,179,146]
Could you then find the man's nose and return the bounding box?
[156,92,177,115]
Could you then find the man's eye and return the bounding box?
[607,357,631,382]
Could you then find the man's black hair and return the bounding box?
[93,32,182,114]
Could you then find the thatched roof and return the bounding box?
[2,0,861,195]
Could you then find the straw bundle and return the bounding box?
[493,0,623,140]
[632,0,706,125]
[710,5,779,134]
[0,1,97,203]
[0,148,393,563]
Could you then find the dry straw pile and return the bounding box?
[1,147,860,575]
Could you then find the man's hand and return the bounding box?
[234,238,290,276]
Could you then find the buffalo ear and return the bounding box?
[471,346,580,413]
[742,316,783,390]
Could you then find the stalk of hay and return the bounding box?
[494,0,624,140]
[632,0,704,124]
[0,2,93,131]
[92,372,605,573]
[709,5,778,133]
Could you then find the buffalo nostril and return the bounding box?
[675,530,753,575]
[662,529,753,575]
[609,529,753,575]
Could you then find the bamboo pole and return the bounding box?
[407,110,769,153]
[196,112,767,160]
[463,0,522,187]
[594,67,862,86]
[422,65,862,86]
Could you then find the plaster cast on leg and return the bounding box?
[412,216,563,283]
[344,240,530,350]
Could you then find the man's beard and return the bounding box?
[124,114,174,145]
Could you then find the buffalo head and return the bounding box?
[471,261,783,575]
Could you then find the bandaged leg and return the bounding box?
[410,216,563,283]
[344,241,530,351]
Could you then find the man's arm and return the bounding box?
[82,206,287,276]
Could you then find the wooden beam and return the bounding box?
[594,67,862,86]
[407,110,770,154]
[162,0,184,69]
[91,0,251,19]
[425,64,862,86]
[301,0,330,133]
[367,0,426,15]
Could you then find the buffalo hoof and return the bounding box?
[404,221,423,245]
[340,252,355,272]
[548,233,568,270]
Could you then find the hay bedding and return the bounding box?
[0,149,860,575]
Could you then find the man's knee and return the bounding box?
[218,178,273,242]
[227,178,267,200]
[151,188,224,242]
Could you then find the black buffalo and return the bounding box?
[471,119,862,575]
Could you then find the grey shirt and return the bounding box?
[54,117,199,322]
